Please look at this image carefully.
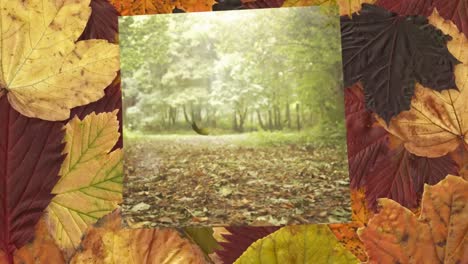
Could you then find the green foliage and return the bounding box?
[119,6,345,135]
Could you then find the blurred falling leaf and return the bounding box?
[0,219,65,264]
[358,175,468,264]
[0,0,119,121]
[0,96,65,261]
[71,210,206,264]
[46,111,123,254]
[380,10,468,157]
[234,225,360,263]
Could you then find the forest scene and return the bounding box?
[120,6,351,226]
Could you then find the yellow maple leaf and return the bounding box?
[380,9,468,158]
[0,0,119,121]
[234,225,360,264]
[45,111,123,254]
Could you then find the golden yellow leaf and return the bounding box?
[71,210,206,264]
[380,10,468,158]
[0,0,119,121]
[46,111,123,254]
[234,225,360,264]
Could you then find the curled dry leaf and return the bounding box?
[380,10,468,158]
[358,175,468,264]
[233,225,360,264]
[46,111,123,255]
[0,0,119,121]
[0,218,65,264]
[71,210,206,264]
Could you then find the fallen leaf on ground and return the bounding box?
[46,111,123,255]
[0,0,119,121]
[380,10,468,157]
[70,210,206,264]
[234,225,360,263]
[358,175,468,264]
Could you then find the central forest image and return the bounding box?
[119,6,351,227]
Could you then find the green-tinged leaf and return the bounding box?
[234,225,360,264]
[183,227,221,255]
[46,111,123,254]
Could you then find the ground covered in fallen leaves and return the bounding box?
[122,134,351,227]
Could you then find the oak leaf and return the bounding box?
[46,111,123,254]
[233,225,360,263]
[380,10,468,157]
[70,210,206,264]
[358,175,468,264]
[341,4,460,123]
[0,0,119,121]
[0,96,65,262]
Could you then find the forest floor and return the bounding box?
[122,133,352,227]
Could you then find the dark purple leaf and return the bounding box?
[242,0,284,8]
[341,4,460,123]
[376,0,434,16]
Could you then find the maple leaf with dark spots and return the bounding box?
[341,4,460,123]
[345,84,389,188]
[78,0,119,43]
[365,145,459,210]
[0,97,65,262]
[216,226,280,264]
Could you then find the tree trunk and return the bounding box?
[296,103,301,131]
[256,110,266,130]
[183,105,191,123]
[268,109,273,131]
[285,102,291,128]
[232,110,238,131]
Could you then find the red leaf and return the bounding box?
[376,0,434,16]
[78,0,119,43]
[241,0,284,8]
[433,0,468,38]
[216,226,280,264]
[376,0,468,37]
[366,145,459,210]
[0,96,65,262]
[345,84,388,188]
